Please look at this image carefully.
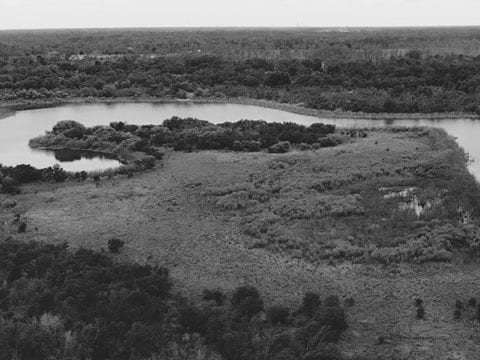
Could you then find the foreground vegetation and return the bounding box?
[3,127,480,358]
[0,239,350,360]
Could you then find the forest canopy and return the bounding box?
[1,28,480,114]
[0,239,349,360]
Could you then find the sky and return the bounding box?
[0,0,479,30]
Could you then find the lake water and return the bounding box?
[0,102,478,177]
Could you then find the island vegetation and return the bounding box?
[28,117,349,155]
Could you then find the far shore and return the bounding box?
[1,96,479,121]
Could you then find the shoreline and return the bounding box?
[1,97,479,121]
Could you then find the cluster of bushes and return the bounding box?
[0,239,350,360]
[0,164,67,194]
[30,118,346,158]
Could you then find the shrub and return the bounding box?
[264,71,291,87]
[267,305,290,325]
[316,296,348,342]
[416,305,425,319]
[231,285,264,320]
[8,164,43,183]
[203,289,227,306]
[317,134,345,148]
[107,238,125,253]
[52,120,86,136]
[42,165,67,183]
[18,222,27,233]
[454,309,461,319]
[1,176,20,194]
[300,292,321,316]
[268,141,291,154]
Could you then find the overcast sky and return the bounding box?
[0,0,479,29]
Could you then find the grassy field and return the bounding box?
[2,128,480,359]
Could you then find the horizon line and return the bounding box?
[1,25,480,32]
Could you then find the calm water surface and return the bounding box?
[0,102,478,177]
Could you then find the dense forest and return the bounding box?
[0,52,479,113]
[0,239,350,360]
[1,29,480,114]
[1,28,480,60]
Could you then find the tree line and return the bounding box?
[1,52,480,114]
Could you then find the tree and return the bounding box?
[264,71,291,87]
[231,285,264,320]
[108,238,125,253]
[102,84,118,97]
[1,176,20,194]
[267,305,290,325]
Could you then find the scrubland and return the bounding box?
[2,127,480,359]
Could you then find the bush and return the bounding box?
[416,305,425,319]
[1,176,20,194]
[231,285,264,320]
[203,289,227,306]
[454,309,461,319]
[300,292,321,316]
[316,296,348,342]
[268,141,291,154]
[317,134,345,148]
[264,71,291,87]
[267,305,290,325]
[18,222,27,233]
[8,164,43,183]
[107,238,125,253]
[42,165,67,183]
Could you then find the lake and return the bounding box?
[0,102,478,177]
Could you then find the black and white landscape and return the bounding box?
[1,1,480,359]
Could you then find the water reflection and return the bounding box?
[51,149,116,163]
